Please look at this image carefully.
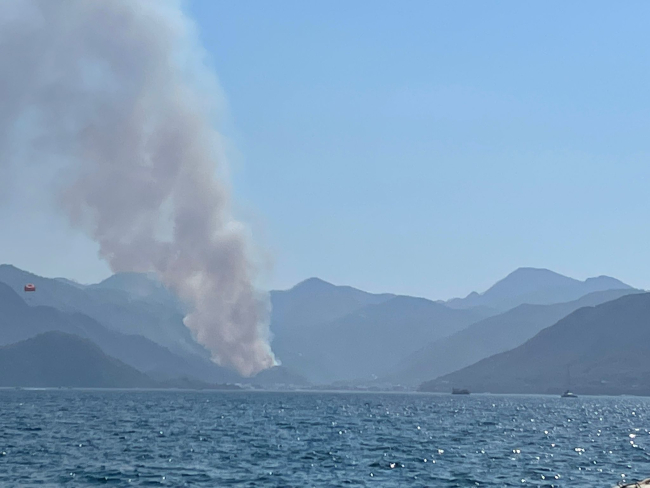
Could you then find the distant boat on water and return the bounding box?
[452,388,470,395]
[561,365,577,398]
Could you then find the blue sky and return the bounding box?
[2,1,650,298]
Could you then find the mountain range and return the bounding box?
[269,278,493,383]
[0,281,239,383]
[0,264,204,359]
[0,331,154,388]
[0,266,305,387]
[420,292,650,396]
[0,331,241,389]
[0,263,643,391]
[390,287,641,386]
[445,267,631,311]
[268,268,637,385]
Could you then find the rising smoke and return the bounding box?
[0,0,276,376]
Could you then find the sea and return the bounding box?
[0,390,648,487]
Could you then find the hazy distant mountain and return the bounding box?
[89,272,186,311]
[273,293,493,384]
[0,282,237,384]
[0,265,204,359]
[420,292,650,395]
[270,277,395,335]
[392,288,641,385]
[3,264,637,390]
[0,332,154,388]
[446,267,632,311]
[54,277,87,289]
[269,277,395,382]
[0,266,317,386]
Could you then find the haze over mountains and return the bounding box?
[0,265,203,359]
[445,267,632,311]
[270,281,492,383]
[0,332,154,388]
[0,264,644,392]
[0,281,238,383]
[0,265,304,387]
[391,287,641,386]
[267,268,639,386]
[420,292,650,396]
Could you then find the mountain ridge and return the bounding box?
[445,267,632,311]
[391,287,641,385]
[0,265,206,359]
[0,331,154,388]
[1,263,640,389]
[420,292,650,395]
[272,292,493,383]
[0,282,238,384]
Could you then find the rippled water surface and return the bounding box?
[1,390,649,486]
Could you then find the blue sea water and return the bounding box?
[0,390,649,487]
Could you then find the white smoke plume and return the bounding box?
[0,0,276,376]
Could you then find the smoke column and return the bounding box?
[0,0,276,376]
